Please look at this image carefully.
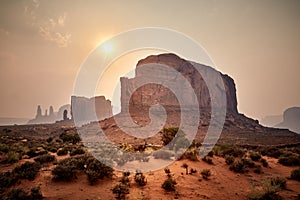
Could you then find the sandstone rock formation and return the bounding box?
[28,104,71,125]
[275,107,300,134]
[121,53,237,114]
[71,96,113,126]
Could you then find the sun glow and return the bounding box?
[102,43,113,53]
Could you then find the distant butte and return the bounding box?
[92,53,300,146]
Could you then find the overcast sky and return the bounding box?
[0,0,299,120]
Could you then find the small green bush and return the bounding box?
[225,155,235,165]
[278,155,300,166]
[13,161,41,181]
[229,160,248,173]
[112,183,129,199]
[70,147,85,156]
[6,151,20,163]
[0,143,9,153]
[57,148,68,156]
[30,186,43,200]
[201,169,211,180]
[85,157,113,185]
[202,156,213,165]
[46,137,53,143]
[181,163,189,175]
[250,152,262,161]
[6,188,30,200]
[34,154,56,164]
[260,158,268,167]
[290,167,300,181]
[59,133,81,144]
[270,177,286,190]
[134,171,147,186]
[162,177,177,191]
[181,149,199,161]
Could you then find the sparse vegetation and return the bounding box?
[181,163,189,175]
[59,132,81,144]
[247,177,286,200]
[57,147,68,156]
[202,156,213,164]
[278,155,300,166]
[201,169,211,180]
[260,158,268,167]
[112,183,129,200]
[290,167,300,181]
[6,186,43,200]
[34,154,56,164]
[13,161,41,181]
[70,147,85,156]
[225,155,235,165]
[6,151,20,163]
[249,151,261,161]
[134,171,147,186]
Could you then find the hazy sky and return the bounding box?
[0,0,299,120]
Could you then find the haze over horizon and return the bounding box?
[0,0,299,121]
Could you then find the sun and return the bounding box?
[102,43,113,53]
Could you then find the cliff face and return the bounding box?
[71,96,113,126]
[120,53,238,114]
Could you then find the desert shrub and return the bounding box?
[57,147,68,156]
[37,150,48,156]
[6,151,20,163]
[46,137,53,143]
[13,161,41,181]
[221,145,245,158]
[181,163,189,175]
[5,186,43,200]
[290,167,300,181]
[30,186,43,200]
[119,171,130,186]
[230,160,248,173]
[278,155,300,166]
[259,147,283,159]
[181,149,198,161]
[202,156,213,165]
[189,168,197,174]
[250,152,262,161]
[153,150,173,160]
[207,151,214,157]
[47,146,57,153]
[52,157,79,181]
[253,165,262,174]
[201,169,211,180]
[6,188,30,200]
[225,155,235,165]
[164,167,171,176]
[270,177,286,190]
[112,183,129,199]
[26,148,38,158]
[0,171,18,189]
[242,158,256,168]
[85,157,113,185]
[70,147,85,156]
[0,143,9,153]
[34,154,55,164]
[247,178,284,200]
[134,171,147,186]
[260,158,268,167]
[59,133,81,144]
[162,177,177,191]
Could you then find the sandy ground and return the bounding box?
[3,155,299,200]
